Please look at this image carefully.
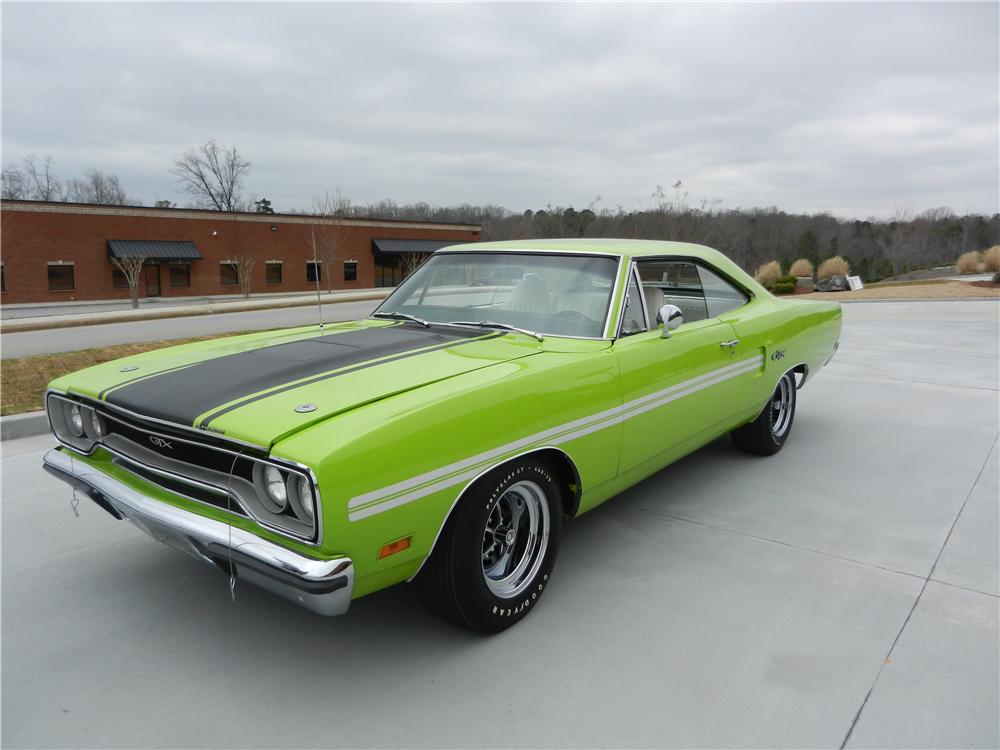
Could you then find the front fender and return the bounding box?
[271,348,622,597]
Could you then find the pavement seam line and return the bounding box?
[614,502,999,600]
[612,503,928,585]
[837,432,999,750]
[926,577,999,599]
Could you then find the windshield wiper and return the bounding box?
[372,311,430,328]
[447,320,544,341]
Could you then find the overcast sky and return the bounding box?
[2,2,997,218]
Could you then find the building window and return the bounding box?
[112,268,129,288]
[374,254,403,287]
[47,263,75,291]
[306,261,322,283]
[221,262,239,286]
[266,262,283,284]
[170,263,191,287]
[344,261,358,282]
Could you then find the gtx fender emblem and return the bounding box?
[771,349,786,361]
[149,436,174,450]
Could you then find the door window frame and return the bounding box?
[616,262,651,338]
[613,256,753,339]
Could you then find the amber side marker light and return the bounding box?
[378,536,412,560]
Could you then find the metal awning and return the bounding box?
[107,240,202,262]
[372,238,463,255]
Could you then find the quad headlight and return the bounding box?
[252,462,316,527]
[263,466,288,511]
[69,404,85,437]
[47,394,101,452]
[294,475,315,520]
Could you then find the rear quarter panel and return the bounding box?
[726,295,842,420]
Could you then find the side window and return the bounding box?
[636,260,708,323]
[697,265,748,317]
[619,269,647,336]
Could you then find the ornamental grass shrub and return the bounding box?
[817,256,849,280]
[955,251,981,275]
[982,245,1000,273]
[772,277,796,295]
[789,259,814,277]
[754,261,782,287]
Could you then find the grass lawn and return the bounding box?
[1,331,264,416]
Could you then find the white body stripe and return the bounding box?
[347,354,763,521]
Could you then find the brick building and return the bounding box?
[0,201,481,304]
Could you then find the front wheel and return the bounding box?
[731,371,797,455]
[415,457,562,633]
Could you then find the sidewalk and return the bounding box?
[0,288,390,334]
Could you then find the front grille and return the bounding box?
[104,412,257,479]
[47,393,320,544]
[115,459,248,516]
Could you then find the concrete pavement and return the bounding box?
[2,300,998,748]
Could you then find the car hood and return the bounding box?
[57,321,544,448]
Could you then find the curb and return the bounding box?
[1,292,389,334]
[1,410,50,441]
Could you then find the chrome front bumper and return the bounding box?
[43,448,354,616]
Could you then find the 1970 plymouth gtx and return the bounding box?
[43,239,841,631]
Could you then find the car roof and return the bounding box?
[437,238,717,260]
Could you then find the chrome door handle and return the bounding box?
[720,340,740,348]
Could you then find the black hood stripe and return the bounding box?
[99,362,197,400]
[97,326,366,401]
[103,324,492,428]
[197,330,503,427]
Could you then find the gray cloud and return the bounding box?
[2,2,997,217]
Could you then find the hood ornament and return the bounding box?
[120,366,139,372]
[294,404,317,413]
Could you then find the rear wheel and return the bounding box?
[731,371,797,455]
[415,457,561,633]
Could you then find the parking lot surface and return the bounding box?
[2,300,998,748]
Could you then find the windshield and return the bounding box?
[374,252,619,338]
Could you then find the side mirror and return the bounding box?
[659,304,684,338]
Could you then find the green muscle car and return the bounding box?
[43,240,841,632]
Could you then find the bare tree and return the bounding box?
[112,256,146,309]
[312,189,352,293]
[233,253,256,298]
[1,165,29,199]
[66,168,131,205]
[171,140,251,211]
[22,154,62,201]
[401,252,429,278]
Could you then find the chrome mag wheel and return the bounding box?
[770,375,794,438]
[481,480,550,599]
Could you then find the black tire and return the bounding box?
[731,371,797,456]
[415,457,562,633]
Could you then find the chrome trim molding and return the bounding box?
[350,354,764,522]
[43,449,353,616]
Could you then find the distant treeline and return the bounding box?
[343,199,1000,282]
